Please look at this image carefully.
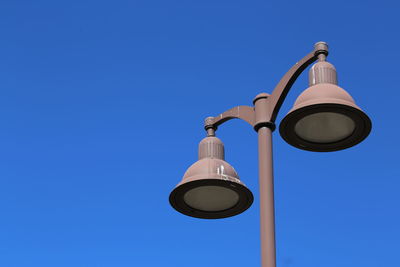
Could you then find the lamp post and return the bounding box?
[169,42,371,267]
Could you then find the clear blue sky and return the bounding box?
[0,0,398,266]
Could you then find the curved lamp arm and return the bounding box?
[204,105,256,132]
[268,52,316,122]
[204,42,329,133]
[269,42,329,122]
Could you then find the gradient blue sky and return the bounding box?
[0,0,399,266]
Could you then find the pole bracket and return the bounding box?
[204,105,256,134]
[203,42,328,136]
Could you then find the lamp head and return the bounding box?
[169,136,253,219]
[279,61,371,152]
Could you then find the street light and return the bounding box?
[169,135,253,219]
[169,42,371,267]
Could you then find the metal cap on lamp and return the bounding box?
[169,136,253,219]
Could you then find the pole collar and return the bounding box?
[254,121,276,132]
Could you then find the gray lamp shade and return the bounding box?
[294,112,356,143]
[183,185,240,212]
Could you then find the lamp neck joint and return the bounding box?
[253,93,275,132]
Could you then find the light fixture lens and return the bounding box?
[183,185,239,212]
[294,112,355,143]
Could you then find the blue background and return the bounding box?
[0,0,398,266]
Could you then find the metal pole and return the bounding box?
[258,126,276,267]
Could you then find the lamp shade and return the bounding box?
[279,61,371,152]
[169,136,253,219]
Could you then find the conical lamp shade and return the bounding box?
[279,61,371,152]
[169,136,253,219]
